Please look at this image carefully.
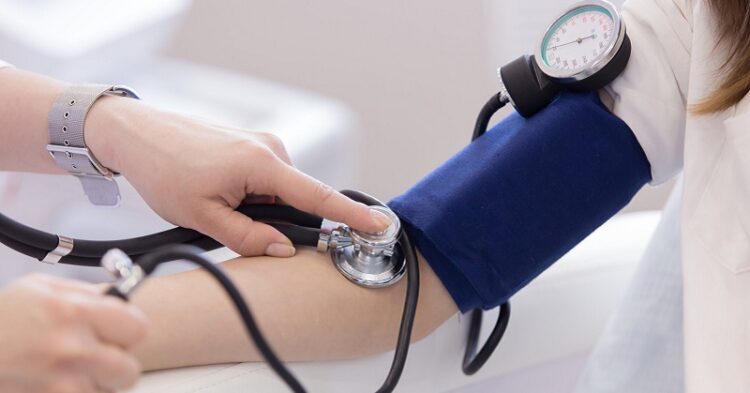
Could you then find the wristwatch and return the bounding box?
[47,84,140,206]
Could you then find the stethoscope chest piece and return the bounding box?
[319,205,405,288]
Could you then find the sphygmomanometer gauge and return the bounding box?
[495,0,630,118]
[534,0,630,90]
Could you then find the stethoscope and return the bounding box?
[0,1,629,391]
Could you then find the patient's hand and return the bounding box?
[131,248,457,371]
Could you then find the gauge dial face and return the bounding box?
[541,5,616,74]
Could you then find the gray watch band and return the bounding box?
[47,84,139,206]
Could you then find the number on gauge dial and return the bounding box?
[544,8,615,72]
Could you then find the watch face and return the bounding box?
[536,1,621,81]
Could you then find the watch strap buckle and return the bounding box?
[46,145,116,177]
[46,144,121,206]
[77,175,121,207]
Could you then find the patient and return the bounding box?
[132,91,651,371]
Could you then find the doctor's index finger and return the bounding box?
[273,164,392,233]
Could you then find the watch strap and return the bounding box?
[47,84,139,206]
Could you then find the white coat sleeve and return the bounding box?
[605,0,693,184]
[0,59,10,69]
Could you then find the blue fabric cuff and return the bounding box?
[389,92,651,313]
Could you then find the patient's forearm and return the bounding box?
[131,249,457,371]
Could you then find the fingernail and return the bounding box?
[265,243,296,258]
[370,209,393,232]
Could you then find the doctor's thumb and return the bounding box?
[196,207,296,257]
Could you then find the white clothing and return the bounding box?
[607,1,750,391]
[576,179,685,392]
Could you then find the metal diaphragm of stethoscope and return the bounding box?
[0,1,629,392]
[319,206,405,288]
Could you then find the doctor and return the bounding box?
[0,63,391,392]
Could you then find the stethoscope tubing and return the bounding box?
[0,204,324,265]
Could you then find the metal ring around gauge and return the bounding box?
[533,0,625,84]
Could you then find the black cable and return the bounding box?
[0,204,323,263]
[113,244,307,393]
[0,231,48,261]
[0,211,203,257]
[71,228,203,258]
[237,205,323,228]
[471,93,507,141]
[0,213,60,251]
[376,235,419,393]
[0,231,147,266]
[60,254,125,266]
[60,223,321,265]
[186,235,223,252]
[461,93,512,376]
[462,303,511,375]
[340,189,419,393]
[185,224,320,253]
[268,224,321,248]
[29,222,322,267]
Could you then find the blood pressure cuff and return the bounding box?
[388,92,651,312]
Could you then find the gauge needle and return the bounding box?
[550,34,596,50]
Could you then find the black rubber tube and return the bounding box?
[375,235,419,393]
[0,213,59,251]
[462,303,511,375]
[71,228,203,258]
[79,214,321,259]
[186,235,223,252]
[127,245,307,393]
[0,204,324,261]
[339,189,419,393]
[269,224,320,248]
[185,224,320,252]
[471,93,507,140]
[238,205,323,228]
[0,231,48,260]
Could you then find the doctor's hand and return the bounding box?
[85,96,391,257]
[0,274,148,393]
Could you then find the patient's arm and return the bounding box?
[131,248,457,371]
